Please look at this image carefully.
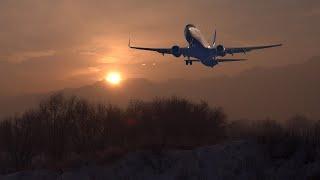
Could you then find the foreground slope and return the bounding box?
[3,140,320,180]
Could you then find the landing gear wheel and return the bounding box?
[185,60,193,65]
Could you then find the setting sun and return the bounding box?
[105,72,122,85]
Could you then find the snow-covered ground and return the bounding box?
[2,140,320,180]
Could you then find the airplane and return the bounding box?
[129,24,282,67]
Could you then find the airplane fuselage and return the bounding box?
[184,24,218,67]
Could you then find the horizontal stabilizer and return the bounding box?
[217,58,247,62]
[185,59,200,62]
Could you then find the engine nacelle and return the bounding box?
[171,45,182,57]
[216,44,226,57]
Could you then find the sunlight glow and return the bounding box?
[105,72,122,85]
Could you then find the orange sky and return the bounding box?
[0,0,319,96]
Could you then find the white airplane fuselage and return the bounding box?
[184,24,220,67]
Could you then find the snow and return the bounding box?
[2,140,320,180]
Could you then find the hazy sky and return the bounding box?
[0,0,319,96]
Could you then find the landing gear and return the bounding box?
[185,60,193,65]
[185,56,192,65]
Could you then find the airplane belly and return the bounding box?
[200,58,218,67]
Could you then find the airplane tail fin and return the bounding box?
[212,30,217,47]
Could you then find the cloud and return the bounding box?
[3,50,56,63]
[0,51,102,95]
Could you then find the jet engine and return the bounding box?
[216,45,226,57]
[171,45,182,57]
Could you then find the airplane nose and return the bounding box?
[184,24,195,35]
[184,25,194,44]
[186,24,196,29]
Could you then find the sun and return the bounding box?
[105,72,122,85]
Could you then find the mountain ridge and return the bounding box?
[1,58,320,120]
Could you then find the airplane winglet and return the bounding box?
[128,36,131,48]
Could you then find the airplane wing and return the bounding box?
[128,39,188,56]
[225,44,282,55]
[129,46,172,55]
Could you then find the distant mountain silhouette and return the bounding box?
[1,57,320,120]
